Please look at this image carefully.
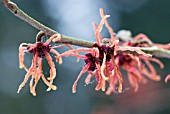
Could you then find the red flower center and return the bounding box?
[84,43,115,71]
[28,42,51,58]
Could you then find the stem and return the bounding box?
[1,0,93,47]
[1,0,170,58]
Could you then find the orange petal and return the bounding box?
[165,74,170,83]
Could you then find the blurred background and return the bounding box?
[0,0,170,114]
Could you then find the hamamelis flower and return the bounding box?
[130,33,170,85]
[57,8,121,93]
[115,30,167,92]
[18,32,62,96]
[58,8,151,94]
[114,53,164,92]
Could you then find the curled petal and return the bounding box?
[19,43,29,70]
[142,60,161,81]
[93,22,103,41]
[106,75,116,95]
[57,48,92,59]
[95,66,102,91]
[52,44,65,49]
[45,34,61,45]
[140,56,164,69]
[50,49,63,64]
[100,53,108,80]
[127,66,147,84]
[128,72,139,92]
[37,58,57,91]
[128,54,142,69]
[95,14,110,45]
[101,79,106,91]
[52,34,61,43]
[100,8,116,42]
[32,74,40,96]
[72,63,91,93]
[17,53,38,94]
[85,71,95,84]
[113,40,119,55]
[45,52,56,81]
[133,33,153,45]
[111,56,123,93]
[29,76,34,95]
[58,52,87,61]
[106,87,115,95]
[165,74,170,83]
[149,58,164,69]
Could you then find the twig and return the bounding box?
[1,0,170,58]
[1,0,93,47]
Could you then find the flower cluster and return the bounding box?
[113,30,166,92]
[18,32,62,96]
[57,8,164,95]
[57,8,122,93]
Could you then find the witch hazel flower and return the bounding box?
[131,35,170,85]
[18,31,62,96]
[57,8,120,93]
[114,53,164,92]
[58,8,151,95]
[115,30,168,92]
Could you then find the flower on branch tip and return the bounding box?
[18,31,63,96]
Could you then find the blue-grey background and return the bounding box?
[0,0,170,114]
